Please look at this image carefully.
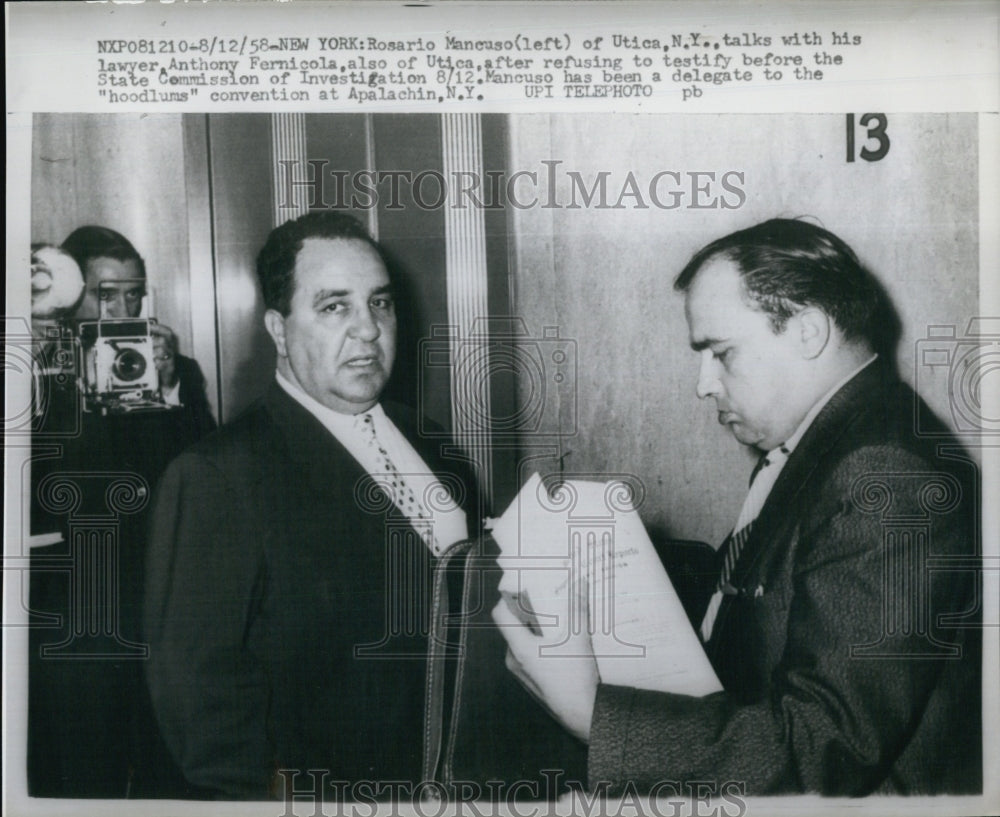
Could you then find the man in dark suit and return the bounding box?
[493,219,980,795]
[27,235,216,797]
[144,212,475,799]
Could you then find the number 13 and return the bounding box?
[846,113,890,162]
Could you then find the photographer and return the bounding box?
[28,228,216,798]
[61,225,215,436]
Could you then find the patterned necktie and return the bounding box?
[700,444,790,642]
[357,412,439,553]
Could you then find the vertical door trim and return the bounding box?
[441,113,494,503]
[182,114,221,423]
[271,114,309,226]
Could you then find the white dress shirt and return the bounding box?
[161,380,182,406]
[275,370,468,553]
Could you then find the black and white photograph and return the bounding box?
[5,3,999,817]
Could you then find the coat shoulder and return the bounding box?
[166,399,277,484]
[807,374,970,487]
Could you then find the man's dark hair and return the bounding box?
[674,218,885,348]
[61,225,146,279]
[256,211,385,315]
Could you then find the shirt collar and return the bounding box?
[779,354,878,456]
[274,369,385,432]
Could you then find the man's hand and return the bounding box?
[491,588,599,743]
[151,323,179,391]
[31,245,84,322]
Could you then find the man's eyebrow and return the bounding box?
[311,284,394,306]
[312,289,350,306]
[98,283,144,293]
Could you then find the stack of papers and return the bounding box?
[492,473,721,697]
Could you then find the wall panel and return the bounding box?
[31,113,194,363]
[206,114,275,421]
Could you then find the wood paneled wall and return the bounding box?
[31,113,197,383]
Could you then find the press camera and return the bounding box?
[30,249,170,414]
[76,317,164,411]
[72,278,170,412]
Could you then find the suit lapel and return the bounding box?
[262,382,370,496]
[713,361,888,639]
[262,385,476,546]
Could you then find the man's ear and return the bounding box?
[263,309,288,358]
[796,307,831,359]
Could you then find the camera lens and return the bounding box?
[112,348,147,382]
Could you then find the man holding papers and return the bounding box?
[493,219,980,795]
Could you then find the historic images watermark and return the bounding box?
[417,318,577,440]
[273,769,748,817]
[913,318,1000,438]
[277,160,747,212]
[839,317,1000,659]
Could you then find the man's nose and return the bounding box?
[349,305,381,341]
[106,295,129,318]
[695,351,721,400]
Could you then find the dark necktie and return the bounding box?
[700,444,790,641]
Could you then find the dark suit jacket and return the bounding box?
[28,354,217,798]
[589,362,981,795]
[174,353,217,439]
[144,383,477,799]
